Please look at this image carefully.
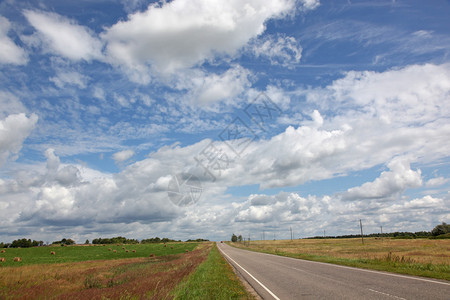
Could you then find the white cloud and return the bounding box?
[113,149,135,163]
[413,30,432,38]
[403,195,444,209]
[231,189,448,237]
[108,122,168,140]
[1,62,449,241]
[0,130,447,242]
[120,0,148,13]
[425,177,449,188]
[93,86,106,100]
[23,10,103,61]
[249,34,302,68]
[0,113,38,168]
[184,63,450,189]
[301,0,320,11]
[322,63,450,125]
[341,158,422,201]
[49,70,89,89]
[101,0,295,80]
[123,63,449,190]
[190,66,251,105]
[235,192,324,223]
[302,20,450,66]
[0,16,28,65]
[0,91,27,118]
[44,148,60,173]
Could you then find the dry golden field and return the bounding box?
[231,238,450,280]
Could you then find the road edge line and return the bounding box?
[219,245,281,300]
[232,245,450,286]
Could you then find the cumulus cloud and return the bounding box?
[0,16,28,65]
[230,188,448,238]
[9,148,179,230]
[235,192,324,223]
[190,66,251,104]
[44,148,60,172]
[126,63,449,191]
[341,159,422,201]
[0,113,38,168]
[23,10,103,61]
[317,64,450,124]
[41,148,80,186]
[113,149,135,163]
[101,0,295,80]
[1,62,449,241]
[206,64,449,189]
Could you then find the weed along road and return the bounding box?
[217,242,450,300]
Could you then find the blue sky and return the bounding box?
[0,0,449,243]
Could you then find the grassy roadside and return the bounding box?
[228,239,450,281]
[173,242,255,299]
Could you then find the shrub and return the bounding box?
[430,233,450,239]
[431,222,450,236]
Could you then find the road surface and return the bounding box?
[217,242,450,300]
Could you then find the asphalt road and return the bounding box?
[217,242,450,300]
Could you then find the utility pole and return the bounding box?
[380,226,383,242]
[290,227,293,240]
[263,230,265,241]
[360,219,364,245]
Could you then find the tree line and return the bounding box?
[0,238,44,248]
[92,236,140,244]
[231,222,450,242]
[1,236,210,248]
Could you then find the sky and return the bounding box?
[0,0,449,243]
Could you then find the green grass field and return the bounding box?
[173,243,254,300]
[0,242,197,267]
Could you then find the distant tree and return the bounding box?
[10,238,43,248]
[185,238,209,242]
[141,237,161,244]
[31,240,44,247]
[238,235,243,242]
[431,222,450,236]
[141,237,178,244]
[92,236,166,245]
[231,234,237,242]
[414,231,431,238]
[85,239,90,244]
[52,238,75,245]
